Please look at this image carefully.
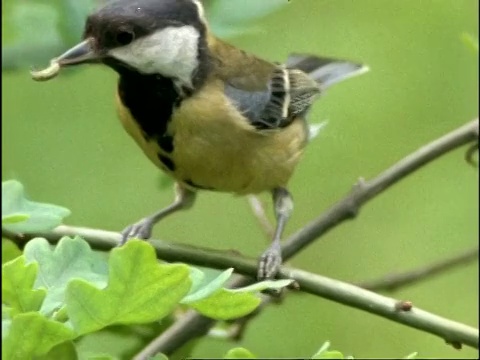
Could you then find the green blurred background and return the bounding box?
[2,0,478,358]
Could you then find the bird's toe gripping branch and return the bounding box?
[120,219,155,244]
[258,243,283,280]
[119,183,197,245]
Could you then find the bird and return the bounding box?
[32,0,368,280]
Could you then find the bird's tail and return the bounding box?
[286,53,369,91]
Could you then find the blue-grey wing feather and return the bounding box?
[224,67,319,130]
[223,53,365,131]
[223,84,271,124]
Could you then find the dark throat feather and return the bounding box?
[117,72,181,144]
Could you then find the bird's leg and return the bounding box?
[258,187,293,280]
[120,183,196,245]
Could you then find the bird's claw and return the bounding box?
[120,219,153,245]
[258,247,282,281]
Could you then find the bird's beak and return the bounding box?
[56,38,100,66]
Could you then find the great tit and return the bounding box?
[32,0,368,280]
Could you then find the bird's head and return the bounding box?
[53,0,209,87]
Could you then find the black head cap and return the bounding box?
[84,0,206,52]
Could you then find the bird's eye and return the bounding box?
[116,30,135,46]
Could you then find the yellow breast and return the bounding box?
[115,80,308,195]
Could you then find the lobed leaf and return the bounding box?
[188,288,261,320]
[187,278,292,320]
[2,180,70,233]
[2,312,75,359]
[24,237,109,316]
[2,256,46,316]
[1,239,22,264]
[65,240,191,335]
[182,267,233,303]
[39,341,78,360]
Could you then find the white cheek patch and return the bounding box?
[109,26,200,87]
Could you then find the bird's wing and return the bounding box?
[223,66,320,130]
[212,41,365,131]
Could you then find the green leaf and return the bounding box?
[2,312,75,359]
[75,322,173,360]
[1,239,22,264]
[182,267,234,303]
[39,341,78,360]
[2,256,46,316]
[186,266,206,294]
[2,180,71,233]
[224,347,257,359]
[313,351,344,359]
[188,288,261,320]
[52,306,69,322]
[2,213,29,225]
[404,352,418,359]
[187,278,292,320]
[65,240,191,335]
[23,237,109,316]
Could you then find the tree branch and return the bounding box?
[2,119,478,357]
[281,119,478,258]
[3,225,479,352]
[247,195,274,239]
[358,247,479,292]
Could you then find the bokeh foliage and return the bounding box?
[2,0,478,358]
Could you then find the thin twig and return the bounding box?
[247,195,275,239]
[281,119,478,258]
[235,246,480,340]
[3,225,479,351]
[358,247,479,292]
[3,119,478,357]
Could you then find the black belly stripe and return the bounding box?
[117,72,181,142]
[158,154,176,171]
[157,134,174,153]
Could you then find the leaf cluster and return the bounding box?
[2,180,292,359]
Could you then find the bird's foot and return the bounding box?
[120,218,154,246]
[257,246,282,281]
